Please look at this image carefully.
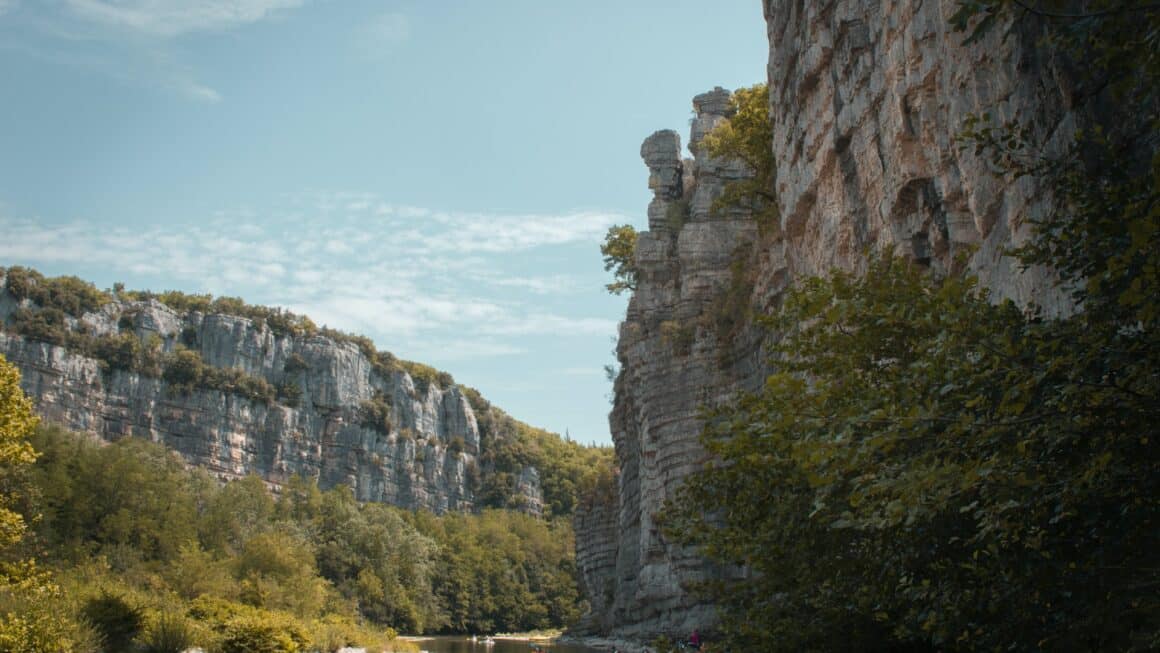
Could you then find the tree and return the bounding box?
[600,224,639,295]
[0,355,99,651]
[700,83,778,232]
[0,354,38,555]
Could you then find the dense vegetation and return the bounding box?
[0,405,591,651]
[667,3,1158,652]
[462,386,614,519]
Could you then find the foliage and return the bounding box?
[700,84,778,234]
[0,357,99,652]
[0,355,38,555]
[666,6,1160,651]
[398,359,454,395]
[162,348,276,405]
[659,320,694,357]
[139,611,197,653]
[357,394,394,433]
[474,406,614,518]
[276,380,303,407]
[670,248,1159,650]
[408,509,583,634]
[81,591,144,652]
[2,266,110,318]
[21,427,593,638]
[126,289,319,339]
[600,224,639,295]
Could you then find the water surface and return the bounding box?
[411,636,602,653]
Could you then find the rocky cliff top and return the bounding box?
[0,265,609,517]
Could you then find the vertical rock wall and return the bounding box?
[0,290,546,514]
[764,0,1075,312]
[575,90,780,638]
[578,0,1083,641]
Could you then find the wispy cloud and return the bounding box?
[2,0,309,104]
[63,0,307,37]
[356,11,409,56]
[0,193,630,360]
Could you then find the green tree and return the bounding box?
[0,355,38,555]
[600,224,639,294]
[700,83,777,232]
[0,356,99,651]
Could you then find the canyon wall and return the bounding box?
[575,0,1081,639]
[0,286,543,515]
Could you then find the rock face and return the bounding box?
[0,287,541,514]
[575,90,778,639]
[765,0,1076,313]
[576,1,1083,639]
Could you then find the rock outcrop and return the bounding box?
[576,0,1085,640]
[0,284,542,514]
[575,89,778,639]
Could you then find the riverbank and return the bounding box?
[554,634,651,653]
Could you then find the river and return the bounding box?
[409,636,604,653]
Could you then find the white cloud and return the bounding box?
[0,194,628,355]
[63,0,307,37]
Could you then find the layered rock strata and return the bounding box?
[0,289,541,514]
[575,89,780,638]
[577,1,1086,639]
[764,0,1077,312]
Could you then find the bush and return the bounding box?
[3,267,110,317]
[283,353,309,374]
[139,612,197,653]
[359,395,392,434]
[219,613,309,653]
[80,591,143,653]
[276,381,302,408]
[162,349,275,404]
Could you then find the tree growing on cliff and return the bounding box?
[600,224,639,294]
[701,83,778,234]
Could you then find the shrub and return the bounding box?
[162,349,275,404]
[139,612,197,653]
[359,395,392,434]
[2,266,110,317]
[276,381,302,408]
[448,436,466,455]
[283,353,309,374]
[80,591,143,653]
[219,613,308,653]
[94,332,143,373]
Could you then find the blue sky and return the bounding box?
[0,0,768,446]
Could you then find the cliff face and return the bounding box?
[765,0,1075,312]
[0,288,538,514]
[575,90,778,638]
[576,0,1080,639]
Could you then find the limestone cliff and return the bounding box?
[576,0,1083,639]
[0,278,543,515]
